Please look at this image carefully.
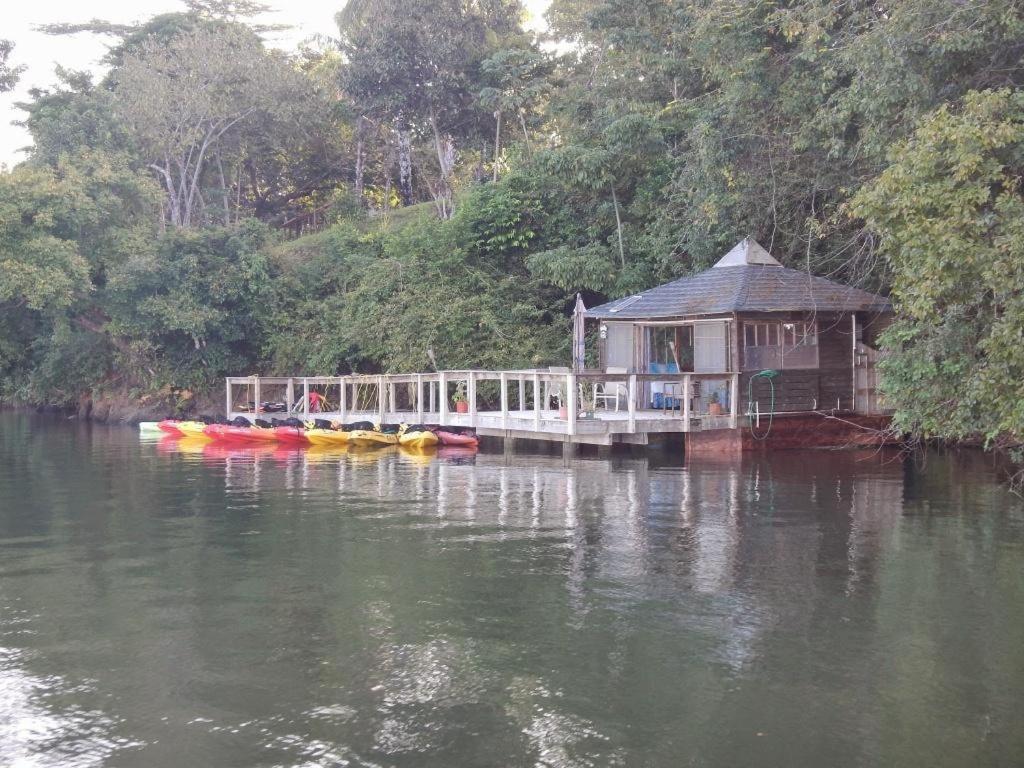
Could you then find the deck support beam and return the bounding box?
[439,372,448,426]
[500,372,508,429]
[468,372,478,428]
[682,374,691,432]
[533,373,541,430]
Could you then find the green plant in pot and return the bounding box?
[453,380,469,414]
[708,390,724,416]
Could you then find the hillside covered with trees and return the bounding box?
[1,0,1023,450]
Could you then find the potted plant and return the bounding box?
[708,391,724,416]
[453,380,469,414]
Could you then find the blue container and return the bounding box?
[652,392,664,409]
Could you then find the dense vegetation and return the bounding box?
[1,0,1023,449]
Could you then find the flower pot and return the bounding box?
[708,402,724,416]
[455,401,469,414]
[558,406,569,420]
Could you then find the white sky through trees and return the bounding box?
[0,0,550,168]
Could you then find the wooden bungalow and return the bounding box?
[584,237,892,420]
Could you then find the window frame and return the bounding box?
[742,320,819,370]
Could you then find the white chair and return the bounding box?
[592,367,628,411]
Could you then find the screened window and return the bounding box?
[743,321,818,370]
[646,326,694,372]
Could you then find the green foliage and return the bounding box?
[106,220,277,390]
[4,0,1024,445]
[0,39,23,93]
[853,89,1024,443]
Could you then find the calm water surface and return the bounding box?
[1,414,1022,767]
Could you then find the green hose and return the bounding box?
[748,369,778,440]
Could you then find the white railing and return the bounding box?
[225,370,742,435]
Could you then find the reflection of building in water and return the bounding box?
[199,444,906,605]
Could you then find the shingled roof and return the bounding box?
[586,238,891,319]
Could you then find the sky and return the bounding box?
[0,0,550,168]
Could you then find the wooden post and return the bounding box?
[500,371,509,429]
[416,374,424,422]
[388,381,397,418]
[429,379,436,415]
[339,377,347,421]
[730,372,739,429]
[254,376,262,416]
[682,374,691,432]
[285,378,294,414]
[377,375,385,423]
[533,372,541,429]
[627,374,636,433]
[518,378,526,412]
[468,372,478,428]
[439,372,448,426]
[225,379,232,415]
[566,373,577,437]
[302,378,309,418]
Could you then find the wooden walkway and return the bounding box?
[226,370,741,446]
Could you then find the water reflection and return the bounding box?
[0,417,1022,767]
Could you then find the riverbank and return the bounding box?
[1,387,223,425]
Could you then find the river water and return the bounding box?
[0,414,1022,767]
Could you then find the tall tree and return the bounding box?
[113,25,322,228]
[340,0,524,217]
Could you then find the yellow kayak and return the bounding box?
[305,428,349,446]
[398,430,439,449]
[347,429,398,447]
[176,421,211,439]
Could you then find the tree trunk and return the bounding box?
[215,148,231,226]
[493,109,502,182]
[611,184,625,268]
[354,115,366,203]
[519,110,532,156]
[428,108,455,219]
[396,124,413,207]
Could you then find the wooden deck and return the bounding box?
[227,370,742,446]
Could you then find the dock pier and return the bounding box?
[226,370,742,448]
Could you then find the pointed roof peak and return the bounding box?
[713,237,781,268]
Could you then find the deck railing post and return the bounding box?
[518,378,526,412]
[627,374,636,432]
[286,378,294,414]
[566,373,577,437]
[500,371,509,429]
[339,377,347,421]
[682,375,691,432]
[439,372,448,426]
[730,372,739,429]
[226,379,232,415]
[468,372,478,427]
[416,374,424,423]
[388,380,397,419]
[302,377,309,418]
[254,376,261,416]
[377,375,385,423]
[533,372,541,429]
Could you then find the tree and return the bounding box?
[479,48,553,179]
[113,25,322,228]
[0,40,22,93]
[852,89,1024,445]
[340,0,524,217]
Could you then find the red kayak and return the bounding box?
[273,426,309,444]
[204,424,278,442]
[434,429,479,447]
[157,419,184,435]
